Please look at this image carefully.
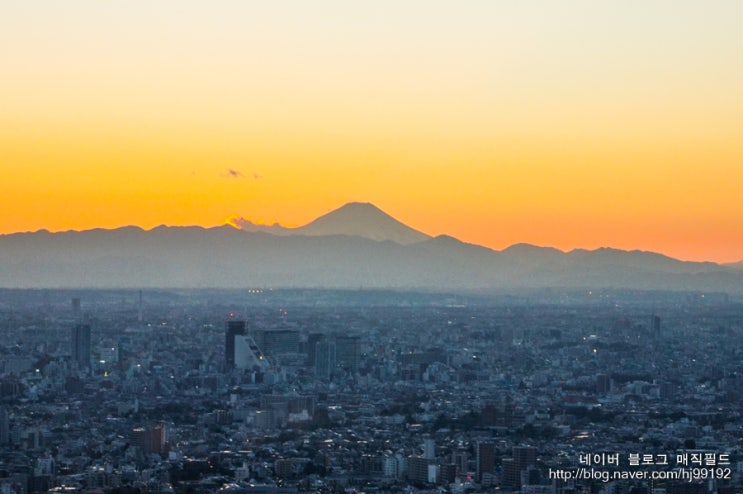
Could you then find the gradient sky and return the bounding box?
[2,1,743,262]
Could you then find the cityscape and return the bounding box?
[1,288,742,493]
[4,2,743,493]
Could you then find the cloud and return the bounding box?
[223,169,263,180]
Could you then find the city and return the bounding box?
[1,288,741,494]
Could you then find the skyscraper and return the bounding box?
[315,339,336,380]
[307,333,324,366]
[253,329,300,356]
[335,335,360,372]
[476,441,496,482]
[502,446,538,489]
[650,314,661,337]
[423,438,435,460]
[225,320,247,369]
[0,406,9,445]
[137,290,143,323]
[71,324,91,370]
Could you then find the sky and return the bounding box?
[2,1,743,263]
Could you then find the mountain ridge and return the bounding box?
[1,202,740,291]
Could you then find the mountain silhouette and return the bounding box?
[230,202,430,245]
[296,202,430,244]
[0,202,739,291]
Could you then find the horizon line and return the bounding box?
[0,220,737,266]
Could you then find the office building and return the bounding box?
[502,446,538,489]
[307,333,324,366]
[225,320,247,369]
[650,314,661,337]
[476,441,495,482]
[423,438,436,460]
[335,335,360,372]
[234,334,269,370]
[315,339,336,380]
[0,407,9,445]
[253,329,300,356]
[71,324,91,370]
[131,422,167,455]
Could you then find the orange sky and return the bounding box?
[2,2,743,263]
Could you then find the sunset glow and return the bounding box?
[2,2,743,262]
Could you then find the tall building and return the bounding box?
[131,422,167,455]
[225,320,247,369]
[513,445,537,467]
[502,446,538,489]
[315,339,336,380]
[307,333,324,366]
[650,314,661,337]
[0,406,9,445]
[596,373,611,394]
[453,449,468,474]
[71,324,91,370]
[407,457,435,485]
[335,335,360,372]
[438,464,457,485]
[476,442,496,482]
[234,334,269,370]
[253,329,300,356]
[423,438,436,460]
[137,290,144,323]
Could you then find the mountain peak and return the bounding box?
[298,202,431,245]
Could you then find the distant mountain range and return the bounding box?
[1,202,741,292]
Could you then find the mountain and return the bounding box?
[724,260,743,271]
[297,202,430,244]
[0,202,741,292]
[230,202,430,245]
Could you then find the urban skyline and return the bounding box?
[1,288,742,493]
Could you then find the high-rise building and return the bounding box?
[225,320,247,369]
[71,324,91,370]
[71,298,81,319]
[423,438,436,460]
[407,457,435,485]
[0,406,9,445]
[502,446,538,489]
[234,334,269,370]
[438,464,457,484]
[137,290,143,323]
[476,442,496,482]
[131,422,167,455]
[650,314,661,337]
[315,339,336,380]
[513,446,537,467]
[453,449,468,474]
[253,329,300,356]
[335,335,360,372]
[307,333,324,366]
[596,374,611,394]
